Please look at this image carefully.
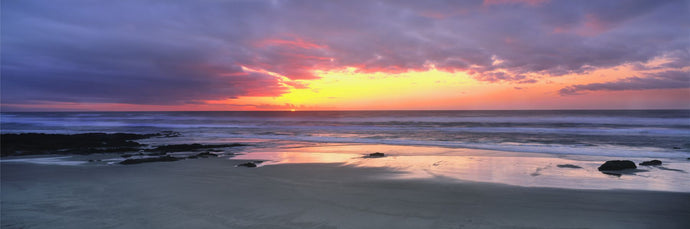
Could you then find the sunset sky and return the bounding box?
[2,0,688,111]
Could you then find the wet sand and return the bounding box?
[233,143,690,192]
[2,158,689,229]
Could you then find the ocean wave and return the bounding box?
[3,111,688,159]
[0,157,86,166]
[3,116,689,137]
[3,111,690,127]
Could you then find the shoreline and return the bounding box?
[193,142,690,192]
[2,141,690,192]
[2,159,690,229]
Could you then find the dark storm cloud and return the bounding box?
[559,70,690,95]
[2,0,688,105]
[1,0,291,105]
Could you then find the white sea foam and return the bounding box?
[0,157,86,166]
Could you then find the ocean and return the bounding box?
[2,110,689,159]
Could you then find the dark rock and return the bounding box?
[187,152,217,159]
[1,133,157,157]
[557,164,582,169]
[119,156,180,165]
[639,160,662,166]
[366,152,385,158]
[597,160,637,171]
[237,162,257,167]
[672,147,682,149]
[197,152,216,157]
[0,132,247,158]
[121,154,134,158]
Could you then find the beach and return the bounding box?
[3,0,689,227]
[2,111,689,228]
[2,157,689,229]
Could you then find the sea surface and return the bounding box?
[2,110,689,159]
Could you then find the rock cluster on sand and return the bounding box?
[597,160,637,171]
[556,164,582,169]
[0,133,156,156]
[237,161,263,167]
[0,132,191,157]
[639,160,662,166]
[366,152,385,158]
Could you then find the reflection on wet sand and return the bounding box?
[231,143,690,192]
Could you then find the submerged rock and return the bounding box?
[556,164,582,169]
[187,152,217,159]
[237,162,258,167]
[598,160,637,171]
[119,155,181,165]
[366,152,385,158]
[639,160,662,166]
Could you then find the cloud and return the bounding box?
[483,0,549,7]
[473,72,538,84]
[559,70,690,95]
[1,0,688,106]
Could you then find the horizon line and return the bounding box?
[3,108,690,113]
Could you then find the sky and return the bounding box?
[1,0,689,111]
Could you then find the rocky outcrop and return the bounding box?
[237,162,261,167]
[366,152,385,158]
[1,133,157,156]
[597,160,637,171]
[639,160,662,166]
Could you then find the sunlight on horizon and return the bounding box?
[201,59,689,111]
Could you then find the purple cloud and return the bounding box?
[1,0,688,106]
[559,70,690,95]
